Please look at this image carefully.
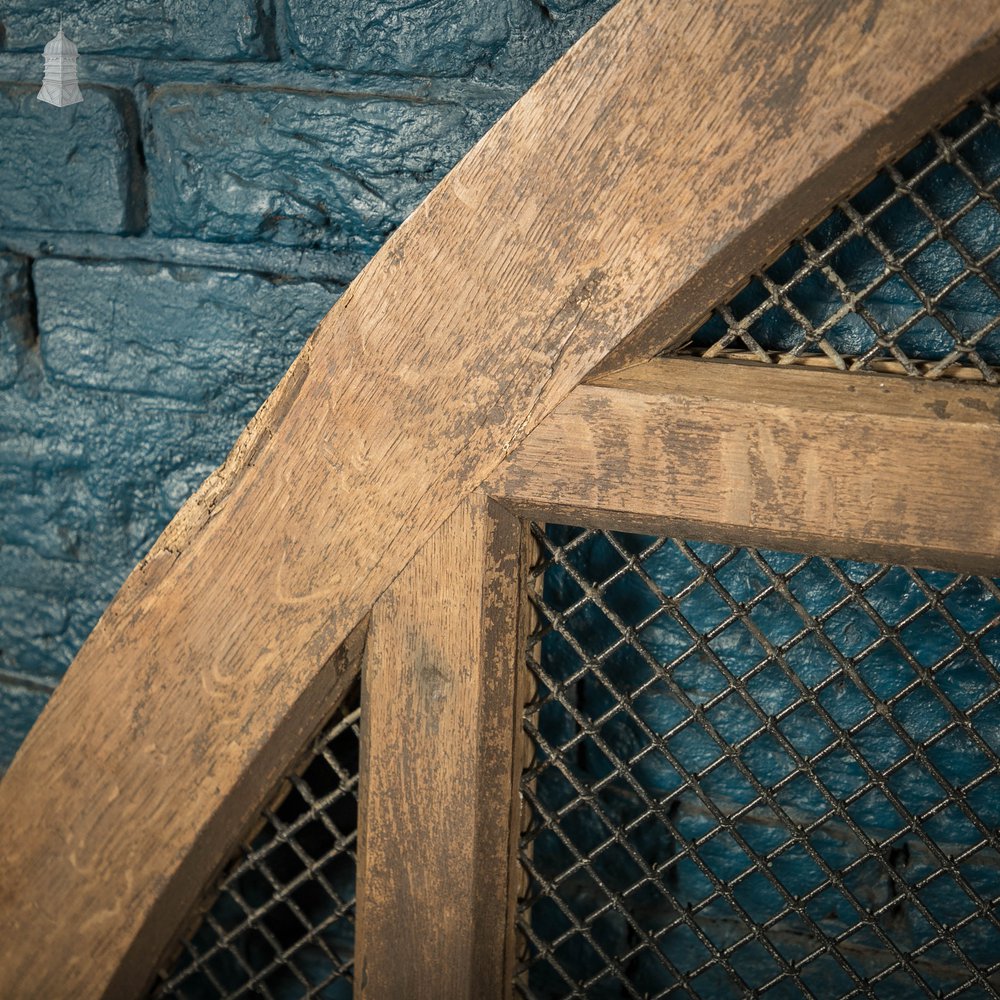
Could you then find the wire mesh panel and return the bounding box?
[674,86,1000,381]
[517,525,1000,999]
[152,686,361,1000]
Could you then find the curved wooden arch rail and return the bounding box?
[2,2,1000,997]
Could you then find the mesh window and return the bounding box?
[672,87,1000,381]
[517,526,1000,999]
[152,686,361,1000]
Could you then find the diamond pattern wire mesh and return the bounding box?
[152,685,361,1000]
[671,86,1000,381]
[517,526,1000,999]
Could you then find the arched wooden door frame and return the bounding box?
[2,2,1000,997]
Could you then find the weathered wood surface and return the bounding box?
[355,495,527,999]
[491,358,1000,575]
[2,2,999,996]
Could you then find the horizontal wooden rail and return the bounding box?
[2,2,1000,997]
[490,358,1000,575]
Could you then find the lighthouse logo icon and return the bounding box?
[38,29,83,108]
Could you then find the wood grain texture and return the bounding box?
[2,3,1000,996]
[490,358,1000,575]
[355,495,527,1000]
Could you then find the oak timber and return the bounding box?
[2,2,1000,996]
[355,495,527,999]
[491,358,1000,575]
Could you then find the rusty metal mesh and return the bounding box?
[671,87,1000,381]
[516,526,1000,999]
[152,686,360,1000]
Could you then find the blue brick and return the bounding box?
[0,0,273,61]
[0,683,49,772]
[0,580,75,681]
[146,85,497,252]
[0,84,138,235]
[0,255,32,390]
[283,0,616,86]
[0,384,229,679]
[0,259,334,680]
[0,381,226,679]
[283,0,510,77]
[37,258,336,409]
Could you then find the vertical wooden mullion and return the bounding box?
[355,492,528,999]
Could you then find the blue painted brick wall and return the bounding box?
[0,0,617,769]
[0,84,142,233]
[2,0,271,60]
[145,86,497,251]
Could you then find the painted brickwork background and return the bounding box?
[0,0,616,769]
